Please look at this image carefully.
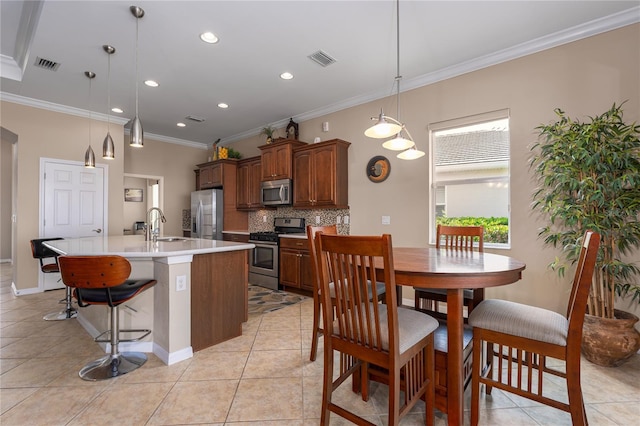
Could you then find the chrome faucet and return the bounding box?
[145,207,167,242]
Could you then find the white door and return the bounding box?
[40,158,108,289]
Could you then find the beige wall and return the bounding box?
[1,129,15,261]
[231,24,640,319]
[0,102,205,291]
[2,24,638,320]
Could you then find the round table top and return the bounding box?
[385,247,526,289]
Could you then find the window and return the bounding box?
[429,109,510,247]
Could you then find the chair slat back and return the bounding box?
[436,225,484,252]
[566,231,600,340]
[59,255,132,289]
[306,225,338,289]
[315,233,397,356]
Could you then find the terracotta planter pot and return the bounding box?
[582,309,640,367]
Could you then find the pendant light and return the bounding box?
[365,0,425,160]
[102,45,116,159]
[84,71,96,168]
[129,5,145,148]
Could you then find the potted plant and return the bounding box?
[260,125,276,144]
[530,102,640,367]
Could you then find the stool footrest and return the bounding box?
[95,328,151,343]
[79,352,147,381]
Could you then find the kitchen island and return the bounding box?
[45,235,254,365]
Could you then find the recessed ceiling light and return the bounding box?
[177,122,186,127]
[111,107,123,113]
[200,32,219,44]
[144,80,159,87]
[218,103,229,109]
[280,72,294,80]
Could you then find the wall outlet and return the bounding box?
[176,275,187,292]
[344,216,349,225]
[382,215,391,225]
[263,215,267,223]
[336,216,341,225]
[316,215,321,224]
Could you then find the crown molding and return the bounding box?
[0,91,130,125]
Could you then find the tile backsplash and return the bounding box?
[249,207,350,235]
[182,209,191,230]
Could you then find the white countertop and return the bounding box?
[44,235,254,258]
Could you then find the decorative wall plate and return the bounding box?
[366,155,391,183]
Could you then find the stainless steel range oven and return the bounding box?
[249,217,305,290]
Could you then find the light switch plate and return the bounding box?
[316,216,321,224]
[336,216,341,225]
[382,216,391,225]
[344,216,349,225]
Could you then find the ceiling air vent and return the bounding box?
[308,50,336,67]
[185,115,205,123]
[34,56,61,71]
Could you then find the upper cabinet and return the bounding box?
[293,139,350,209]
[236,156,262,210]
[259,138,306,181]
[196,162,223,189]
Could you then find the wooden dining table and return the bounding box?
[377,247,526,426]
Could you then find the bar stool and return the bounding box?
[30,238,77,321]
[58,255,157,381]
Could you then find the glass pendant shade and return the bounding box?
[365,110,402,139]
[382,132,415,150]
[397,147,426,160]
[85,145,96,168]
[103,132,115,159]
[130,116,144,147]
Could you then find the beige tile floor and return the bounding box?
[1,262,639,425]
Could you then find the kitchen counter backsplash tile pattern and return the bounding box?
[249,207,350,235]
[182,209,191,230]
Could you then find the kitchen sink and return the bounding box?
[156,237,187,242]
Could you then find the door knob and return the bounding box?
[92,228,102,233]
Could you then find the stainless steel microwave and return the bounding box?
[261,179,292,206]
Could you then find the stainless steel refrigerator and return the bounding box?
[191,189,223,240]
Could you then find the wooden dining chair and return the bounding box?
[307,224,338,362]
[414,224,484,321]
[58,255,157,381]
[469,231,600,426]
[307,225,386,362]
[315,232,438,425]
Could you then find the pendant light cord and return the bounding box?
[135,15,139,118]
[395,0,401,123]
[107,53,111,132]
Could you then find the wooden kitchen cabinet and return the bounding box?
[196,162,223,189]
[195,159,248,231]
[293,139,350,209]
[222,232,250,243]
[279,237,313,292]
[259,138,306,181]
[236,156,262,210]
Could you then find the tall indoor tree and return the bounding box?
[530,102,640,366]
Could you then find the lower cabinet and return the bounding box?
[279,237,313,292]
[222,232,249,243]
[190,250,248,352]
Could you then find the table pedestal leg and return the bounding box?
[447,289,464,425]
